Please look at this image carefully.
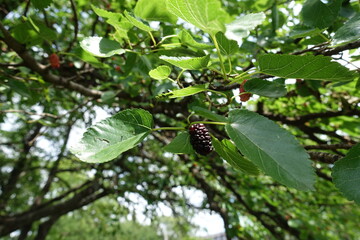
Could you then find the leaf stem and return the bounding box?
[190,121,227,126]
[148,31,157,46]
[211,34,227,80]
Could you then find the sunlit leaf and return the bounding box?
[166,0,229,34]
[258,54,356,82]
[149,65,172,80]
[80,37,125,58]
[159,55,210,70]
[70,109,153,163]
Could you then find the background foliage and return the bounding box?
[1,0,360,239]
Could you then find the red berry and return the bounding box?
[115,66,121,72]
[239,79,252,102]
[188,124,213,155]
[49,53,60,69]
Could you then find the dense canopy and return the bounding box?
[1,0,360,239]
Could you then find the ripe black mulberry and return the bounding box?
[189,123,213,155]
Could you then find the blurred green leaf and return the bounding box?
[159,55,210,70]
[80,37,125,58]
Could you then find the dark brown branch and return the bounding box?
[66,0,79,52]
[321,40,360,56]
[304,144,354,150]
[308,152,342,164]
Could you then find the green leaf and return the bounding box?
[67,47,110,68]
[225,109,315,190]
[134,0,177,24]
[30,0,52,9]
[159,55,210,70]
[333,143,360,204]
[332,13,360,46]
[163,132,195,154]
[215,32,239,56]
[244,78,287,98]
[27,17,57,42]
[80,37,125,58]
[91,5,122,20]
[225,13,266,43]
[301,0,342,29]
[258,54,356,82]
[213,138,259,175]
[124,10,153,32]
[178,30,214,50]
[289,25,324,38]
[149,66,172,80]
[158,84,207,99]
[166,0,229,34]
[70,109,153,163]
[190,106,227,122]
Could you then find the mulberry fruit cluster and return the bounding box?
[189,123,213,155]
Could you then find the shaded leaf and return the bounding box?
[258,54,356,82]
[215,32,239,56]
[190,106,227,122]
[163,132,195,154]
[70,109,153,163]
[213,138,259,175]
[80,37,125,58]
[332,143,360,204]
[301,0,342,29]
[225,109,315,190]
[31,0,52,9]
[244,78,287,98]
[159,55,210,70]
[149,66,172,80]
[332,13,360,46]
[289,25,324,38]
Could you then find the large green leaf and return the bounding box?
[244,78,287,98]
[215,32,239,56]
[301,0,342,29]
[158,84,208,99]
[166,0,229,34]
[124,10,153,32]
[134,0,177,24]
[332,143,360,204]
[159,55,210,70]
[225,109,315,190]
[149,65,172,80]
[213,138,259,175]
[70,109,153,163]
[163,132,195,154]
[80,37,125,58]
[225,13,266,43]
[332,13,360,46]
[258,54,356,82]
[178,30,214,50]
